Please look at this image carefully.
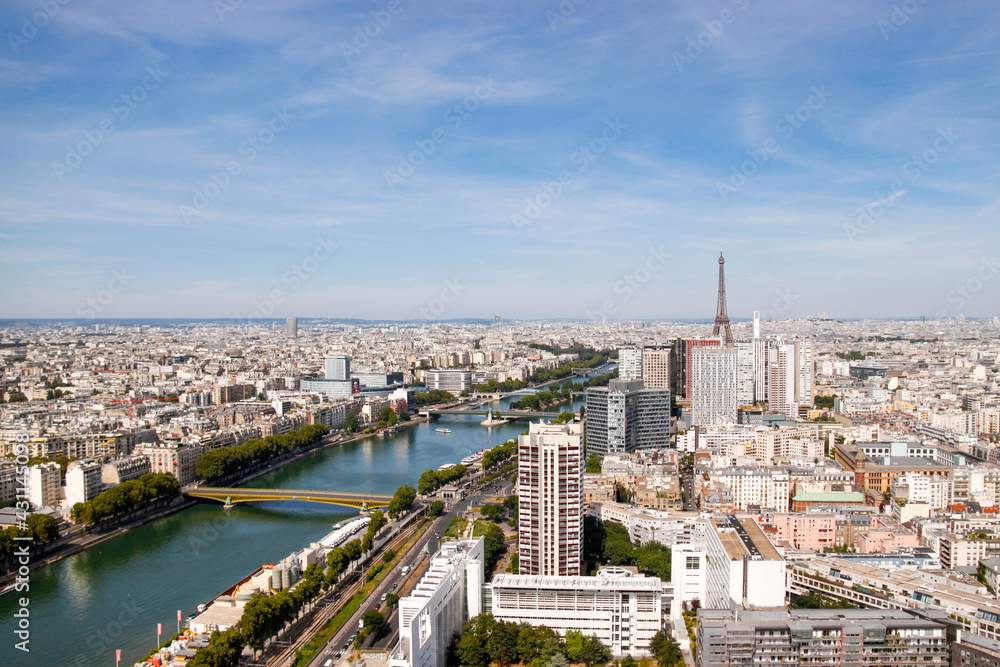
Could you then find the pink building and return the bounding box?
[858,515,920,553]
[760,513,836,550]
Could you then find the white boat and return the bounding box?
[435,428,451,434]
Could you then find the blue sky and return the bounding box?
[1,0,998,321]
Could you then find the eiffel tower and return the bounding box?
[712,251,734,345]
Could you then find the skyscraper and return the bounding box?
[712,252,734,345]
[690,347,738,426]
[518,420,583,576]
[286,316,298,338]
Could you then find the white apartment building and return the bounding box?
[735,341,755,406]
[65,459,103,507]
[704,515,785,610]
[708,467,790,512]
[690,347,738,426]
[768,343,797,419]
[619,347,643,381]
[489,567,667,658]
[388,538,484,667]
[28,462,61,508]
[591,502,707,549]
[518,420,583,576]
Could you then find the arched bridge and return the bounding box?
[185,487,394,510]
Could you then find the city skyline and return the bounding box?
[1,2,998,320]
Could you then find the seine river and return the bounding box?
[0,390,586,667]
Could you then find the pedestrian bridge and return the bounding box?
[185,487,394,510]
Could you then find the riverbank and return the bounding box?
[1,418,433,587]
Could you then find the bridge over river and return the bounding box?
[185,486,393,510]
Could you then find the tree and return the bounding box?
[387,484,416,518]
[26,513,59,543]
[384,593,399,609]
[382,548,396,564]
[343,413,360,434]
[487,620,521,667]
[579,635,613,667]
[586,452,602,473]
[456,614,497,667]
[379,406,398,427]
[344,539,362,562]
[649,631,682,667]
[517,624,560,666]
[428,500,445,517]
[481,523,507,571]
[564,630,587,663]
[361,609,385,634]
[480,503,505,521]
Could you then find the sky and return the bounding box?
[0,0,998,322]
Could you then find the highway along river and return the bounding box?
[0,390,585,667]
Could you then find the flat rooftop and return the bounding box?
[711,515,782,561]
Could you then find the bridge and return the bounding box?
[420,408,562,419]
[185,487,394,510]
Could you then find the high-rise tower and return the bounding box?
[712,252,734,345]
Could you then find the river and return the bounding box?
[0,386,590,667]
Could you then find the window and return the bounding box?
[686,556,700,570]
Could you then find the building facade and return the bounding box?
[518,420,583,576]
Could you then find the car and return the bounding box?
[324,660,333,667]
[342,643,350,651]
[381,593,387,601]
[335,652,342,660]
[390,583,397,591]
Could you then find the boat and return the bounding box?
[435,428,451,434]
[438,463,457,471]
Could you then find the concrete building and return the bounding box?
[704,514,785,610]
[641,346,672,390]
[286,316,297,338]
[137,441,203,485]
[584,380,671,455]
[690,347,738,426]
[767,342,797,419]
[518,420,583,576]
[671,545,707,618]
[0,464,17,506]
[697,608,949,667]
[101,454,152,485]
[759,512,836,550]
[65,459,103,507]
[619,347,643,381]
[324,355,351,381]
[490,567,667,658]
[388,538,484,667]
[423,369,472,393]
[27,461,61,508]
[707,467,791,512]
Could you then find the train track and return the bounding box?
[266,523,419,667]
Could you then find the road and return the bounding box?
[307,474,514,667]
